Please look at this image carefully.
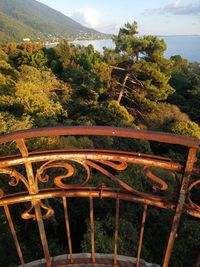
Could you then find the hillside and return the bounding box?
[0,0,107,44]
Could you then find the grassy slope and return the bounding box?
[0,0,102,43]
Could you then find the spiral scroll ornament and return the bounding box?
[188,179,200,212]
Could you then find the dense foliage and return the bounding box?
[0,22,200,267]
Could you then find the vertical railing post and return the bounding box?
[63,197,73,263]
[90,196,95,263]
[34,200,51,267]
[16,139,51,267]
[4,205,25,267]
[163,147,197,267]
[114,198,120,266]
[136,204,148,267]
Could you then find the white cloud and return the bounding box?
[174,0,181,8]
[97,23,121,34]
[149,0,200,15]
[70,8,101,29]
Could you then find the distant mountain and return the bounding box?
[0,0,108,44]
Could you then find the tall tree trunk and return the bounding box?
[117,73,129,103]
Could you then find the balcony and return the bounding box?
[0,126,199,267]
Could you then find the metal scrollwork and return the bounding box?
[188,179,200,212]
[0,157,178,220]
[36,159,91,189]
[34,158,177,202]
[21,200,54,220]
[0,168,30,196]
[86,160,176,201]
[0,189,3,198]
[143,166,169,191]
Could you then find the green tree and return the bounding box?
[29,49,48,69]
[168,121,200,139]
[109,22,175,118]
[169,56,200,123]
[0,48,8,61]
[15,65,69,126]
[0,112,32,133]
[144,103,189,131]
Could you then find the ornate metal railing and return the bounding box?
[0,126,199,267]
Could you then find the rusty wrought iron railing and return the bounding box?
[0,126,199,267]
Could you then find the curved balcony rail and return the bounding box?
[0,126,200,267]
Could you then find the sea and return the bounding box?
[72,35,200,62]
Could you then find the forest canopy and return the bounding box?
[0,22,200,138]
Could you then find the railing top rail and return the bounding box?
[0,126,200,148]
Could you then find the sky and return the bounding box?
[36,0,200,35]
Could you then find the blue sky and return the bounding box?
[36,0,200,35]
